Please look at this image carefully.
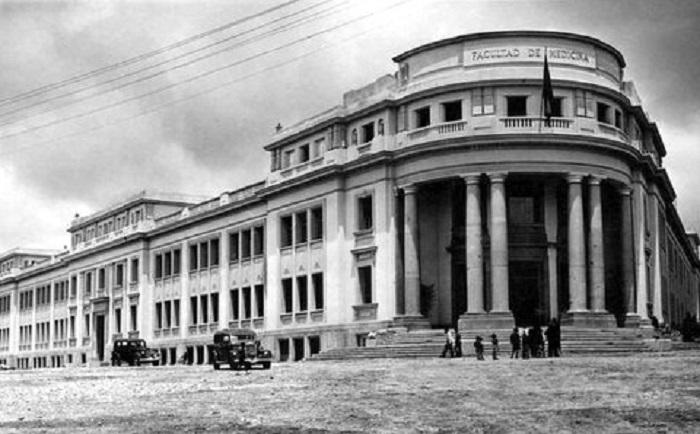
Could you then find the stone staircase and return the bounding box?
[311,326,656,361]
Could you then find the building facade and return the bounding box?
[1,31,699,368]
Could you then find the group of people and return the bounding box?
[439,318,562,360]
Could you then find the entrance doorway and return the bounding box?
[509,261,547,326]
[96,314,105,361]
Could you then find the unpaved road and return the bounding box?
[1,352,700,433]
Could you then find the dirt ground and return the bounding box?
[1,352,700,433]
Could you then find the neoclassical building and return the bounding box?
[1,31,699,368]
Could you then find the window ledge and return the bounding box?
[352,303,378,321]
[353,228,374,238]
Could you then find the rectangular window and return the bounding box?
[506,96,528,117]
[130,305,138,331]
[283,149,294,169]
[361,122,375,143]
[230,232,240,262]
[575,90,595,117]
[85,314,90,336]
[551,97,563,117]
[130,259,139,282]
[155,302,163,329]
[70,316,76,338]
[295,211,308,244]
[359,266,373,304]
[98,268,106,289]
[85,272,92,295]
[199,242,209,269]
[231,289,240,320]
[298,144,310,163]
[115,264,124,287]
[597,102,611,124]
[310,206,323,240]
[255,285,264,317]
[115,308,122,333]
[241,230,252,259]
[200,294,208,324]
[281,215,293,248]
[71,276,78,297]
[312,273,324,309]
[163,252,171,277]
[189,245,198,271]
[211,293,219,323]
[173,300,180,327]
[155,254,163,279]
[614,109,623,129]
[209,239,219,267]
[312,138,323,158]
[358,195,373,231]
[297,276,308,312]
[164,301,171,328]
[472,88,495,115]
[190,296,198,325]
[414,106,431,128]
[282,278,293,313]
[253,225,264,255]
[243,287,251,319]
[173,249,181,275]
[442,100,462,122]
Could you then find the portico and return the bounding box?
[396,171,627,331]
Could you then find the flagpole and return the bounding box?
[539,46,546,133]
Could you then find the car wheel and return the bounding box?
[136,360,141,367]
[213,362,220,370]
[152,361,160,367]
[262,362,271,370]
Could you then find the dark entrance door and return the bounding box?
[96,314,105,361]
[509,261,546,326]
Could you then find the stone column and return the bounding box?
[588,176,606,312]
[620,186,638,326]
[567,174,587,313]
[633,181,650,325]
[464,175,484,314]
[544,182,559,319]
[403,185,420,316]
[489,173,509,313]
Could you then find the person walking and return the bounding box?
[522,328,531,359]
[490,334,499,360]
[474,336,485,361]
[454,332,463,358]
[440,328,456,358]
[545,318,561,357]
[509,327,521,359]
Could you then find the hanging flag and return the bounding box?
[542,52,554,126]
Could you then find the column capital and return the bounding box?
[460,174,481,185]
[587,175,603,186]
[401,184,418,195]
[619,185,632,196]
[488,172,508,184]
[566,173,585,184]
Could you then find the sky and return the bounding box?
[0,0,699,252]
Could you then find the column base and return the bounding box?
[624,313,641,328]
[561,311,617,328]
[392,315,431,331]
[458,311,514,332]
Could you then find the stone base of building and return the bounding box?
[392,315,431,331]
[458,311,515,332]
[561,311,617,328]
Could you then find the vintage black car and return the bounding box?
[210,328,272,370]
[111,338,160,366]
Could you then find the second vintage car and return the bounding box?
[210,328,272,370]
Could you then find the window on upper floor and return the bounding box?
[310,206,323,241]
[253,225,264,256]
[295,211,308,244]
[358,195,373,231]
[164,251,172,277]
[575,90,595,118]
[361,122,375,143]
[442,100,462,122]
[597,102,612,124]
[189,244,198,271]
[282,278,293,313]
[230,232,240,262]
[351,128,358,145]
[506,96,528,117]
[377,119,385,135]
[414,106,431,128]
[199,241,209,269]
[115,263,124,287]
[281,215,293,248]
[130,258,139,283]
[98,268,106,289]
[173,249,181,275]
[281,149,294,170]
[472,87,495,116]
[298,144,310,164]
[312,138,324,158]
[614,109,623,129]
[358,266,373,304]
[155,254,163,279]
[241,229,252,260]
[210,238,220,267]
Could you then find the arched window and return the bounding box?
[351,128,358,145]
